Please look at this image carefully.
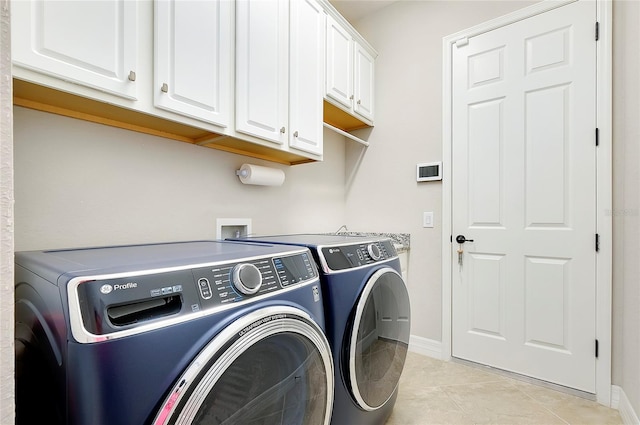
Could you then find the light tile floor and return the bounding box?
[386,352,622,425]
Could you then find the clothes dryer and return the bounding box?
[15,240,333,425]
[229,235,411,425]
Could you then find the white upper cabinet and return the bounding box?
[353,43,375,122]
[154,0,232,128]
[12,0,139,100]
[11,0,371,163]
[324,12,376,124]
[289,0,325,155]
[325,14,353,110]
[235,0,289,144]
[236,0,324,156]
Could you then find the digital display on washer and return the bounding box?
[273,253,317,287]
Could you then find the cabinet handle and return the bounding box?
[349,95,354,100]
[161,83,168,93]
[294,131,299,138]
[357,99,361,105]
[128,71,136,82]
[280,127,286,134]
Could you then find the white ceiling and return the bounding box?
[329,0,398,23]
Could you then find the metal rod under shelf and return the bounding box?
[323,122,370,147]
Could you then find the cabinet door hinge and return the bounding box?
[595,339,599,358]
[595,128,599,146]
[455,37,469,48]
[595,233,600,252]
[595,22,600,41]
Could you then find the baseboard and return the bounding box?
[612,385,640,425]
[408,335,443,360]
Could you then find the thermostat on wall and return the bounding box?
[417,162,442,182]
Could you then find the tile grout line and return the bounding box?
[515,385,572,425]
[438,384,477,423]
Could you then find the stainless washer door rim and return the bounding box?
[348,267,411,411]
[153,305,334,425]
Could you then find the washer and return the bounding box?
[229,235,411,425]
[15,240,334,425]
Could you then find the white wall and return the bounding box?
[14,107,347,251]
[612,0,640,415]
[344,0,536,342]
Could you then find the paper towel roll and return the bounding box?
[236,164,285,186]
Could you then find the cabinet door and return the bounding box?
[154,0,232,128]
[12,0,138,99]
[236,0,288,144]
[325,15,353,110]
[354,43,375,122]
[289,0,324,155]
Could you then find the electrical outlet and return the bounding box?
[423,212,434,228]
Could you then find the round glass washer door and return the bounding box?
[348,267,411,411]
[153,306,334,425]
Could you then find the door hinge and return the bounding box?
[595,339,599,358]
[595,128,599,146]
[455,37,469,48]
[595,233,600,252]
[595,22,600,41]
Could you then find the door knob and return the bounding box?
[455,235,474,244]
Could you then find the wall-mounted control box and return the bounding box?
[416,162,442,182]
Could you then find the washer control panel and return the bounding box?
[320,239,397,272]
[75,251,317,337]
[194,252,317,309]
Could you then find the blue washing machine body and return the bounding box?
[15,240,334,425]
[228,235,411,425]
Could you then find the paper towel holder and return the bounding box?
[236,163,285,186]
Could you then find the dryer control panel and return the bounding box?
[319,240,397,272]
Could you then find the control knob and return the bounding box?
[232,263,262,295]
[367,243,383,261]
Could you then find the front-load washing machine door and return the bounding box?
[153,306,334,425]
[348,267,411,411]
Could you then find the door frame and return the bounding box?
[441,0,612,405]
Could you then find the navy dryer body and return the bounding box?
[230,235,411,425]
[15,240,334,425]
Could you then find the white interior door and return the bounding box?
[452,0,597,393]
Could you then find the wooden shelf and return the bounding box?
[13,79,316,166]
[323,99,372,132]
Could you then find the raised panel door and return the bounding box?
[289,0,324,156]
[235,0,288,144]
[154,0,232,128]
[452,0,597,392]
[12,0,138,99]
[354,43,375,122]
[325,14,353,110]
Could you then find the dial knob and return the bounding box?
[367,243,383,261]
[232,263,262,295]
